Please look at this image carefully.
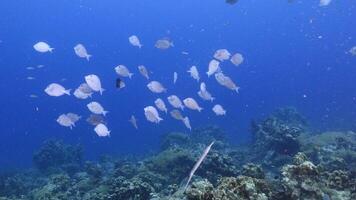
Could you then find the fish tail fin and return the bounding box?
[211,97,215,102]
[86,54,92,61]
[65,89,71,95]
[103,111,109,116]
[235,87,240,94]
[170,42,174,47]
[198,107,203,112]
[129,73,134,79]
[139,44,143,48]
[49,48,54,53]
[100,88,105,95]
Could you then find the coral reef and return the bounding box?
[33,140,83,175]
[1,108,355,200]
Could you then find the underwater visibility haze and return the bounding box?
[0,0,355,199]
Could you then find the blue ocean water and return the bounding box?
[0,0,355,169]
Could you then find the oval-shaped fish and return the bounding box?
[144,106,163,124]
[45,83,70,97]
[147,81,166,93]
[33,42,54,53]
[167,95,184,110]
[212,104,226,116]
[87,101,108,116]
[155,38,174,49]
[94,123,110,137]
[129,35,143,48]
[213,49,231,61]
[138,65,149,80]
[74,44,92,61]
[85,74,104,95]
[183,97,203,112]
[187,66,200,82]
[154,98,168,113]
[207,59,220,77]
[230,53,244,66]
[115,65,134,79]
[170,109,184,121]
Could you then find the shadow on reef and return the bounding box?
[0,107,355,200]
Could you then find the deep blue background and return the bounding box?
[0,0,355,169]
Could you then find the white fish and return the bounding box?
[33,42,54,53]
[74,44,92,61]
[173,72,178,84]
[184,141,214,191]
[319,0,332,6]
[27,76,35,80]
[85,74,104,95]
[230,53,244,66]
[115,65,134,79]
[147,81,166,93]
[138,65,149,80]
[45,83,70,97]
[66,113,81,123]
[212,104,226,116]
[187,66,200,82]
[74,83,93,99]
[183,98,203,112]
[94,123,110,137]
[213,49,231,61]
[215,72,239,93]
[74,89,90,99]
[87,102,108,116]
[26,67,35,70]
[29,94,38,98]
[167,95,184,110]
[182,117,192,130]
[197,82,214,102]
[155,38,174,49]
[207,59,220,77]
[144,106,163,124]
[170,109,184,120]
[57,114,75,129]
[128,35,143,48]
[349,46,356,56]
[154,98,168,113]
[37,65,45,69]
[129,115,138,129]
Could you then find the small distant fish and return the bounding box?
[45,83,71,97]
[128,35,143,48]
[154,98,168,113]
[230,53,244,66]
[144,106,163,124]
[183,97,203,112]
[26,67,35,70]
[319,0,332,6]
[181,51,189,55]
[37,65,45,69]
[212,104,226,116]
[29,94,38,98]
[115,65,134,79]
[173,72,178,84]
[116,78,126,89]
[167,95,184,110]
[138,65,150,80]
[85,74,104,95]
[213,49,231,61]
[87,101,108,116]
[187,66,200,82]
[182,116,192,130]
[170,109,184,121]
[74,44,92,61]
[33,41,54,53]
[349,46,356,56]
[129,115,138,129]
[207,59,220,77]
[147,81,166,93]
[155,38,174,49]
[26,76,35,80]
[94,123,110,137]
